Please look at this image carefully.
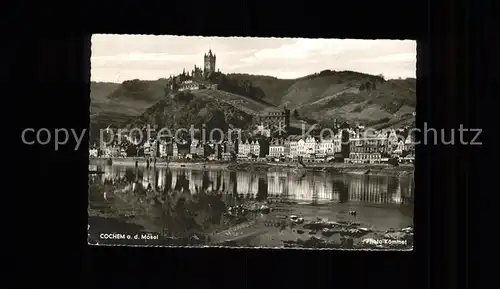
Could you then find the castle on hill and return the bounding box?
[167,49,219,92]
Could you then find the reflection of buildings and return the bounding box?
[267,171,289,197]
[189,170,203,193]
[142,170,151,189]
[249,174,259,196]
[157,169,165,190]
[92,166,414,205]
[236,172,250,194]
[345,175,410,204]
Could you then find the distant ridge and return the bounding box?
[90,70,415,134]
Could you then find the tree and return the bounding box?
[164,85,172,97]
[339,122,350,129]
[174,91,194,103]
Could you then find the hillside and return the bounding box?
[90,70,416,134]
[194,89,279,115]
[90,79,169,128]
[294,77,416,124]
[225,70,415,126]
[225,73,296,105]
[122,91,255,140]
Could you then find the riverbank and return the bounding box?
[89,158,414,177]
[226,162,414,177]
[90,157,232,170]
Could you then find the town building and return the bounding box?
[159,141,168,158]
[317,138,334,156]
[172,143,179,158]
[120,148,127,158]
[387,129,399,153]
[89,148,98,158]
[176,143,190,158]
[143,142,152,158]
[315,140,322,158]
[393,140,405,155]
[221,152,232,161]
[238,140,251,158]
[349,136,381,153]
[269,139,285,158]
[348,151,382,164]
[223,140,237,154]
[333,132,342,153]
[375,131,389,153]
[190,139,204,156]
[346,132,389,163]
[206,142,222,160]
[250,140,260,157]
[298,136,317,158]
[404,134,415,152]
[285,135,302,159]
[178,80,203,92]
[257,108,290,132]
[151,140,159,158]
[103,145,120,158]
[221,141,234,160]
[283,139,291,157]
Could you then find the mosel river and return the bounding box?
[89,165,414,205]
[88,164,414,248]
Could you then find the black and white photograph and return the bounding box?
[88,35,416,250]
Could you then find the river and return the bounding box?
[88,164,414,249]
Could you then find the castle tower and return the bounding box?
[204,49,216,78]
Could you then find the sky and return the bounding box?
[91,34,416,83]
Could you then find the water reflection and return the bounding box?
[89,165,414,205]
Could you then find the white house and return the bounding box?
[286,135,301,158]
[159,142,168,158]
[405,134,415,151]
[303,136,317,157]
[190,139,199,155]
[376,132,387,147]
[190,139,204,156]
[238,140,251,157]
[318,138,334,156]
[250,140,260,157]
[269,140,285,157]
[394,140,405,155]
[387,129,399,153]
[143,141,152,157]
[333,132,342,153]
[297,138,306,156]
[89,148,98,158]
[173,143,178,158]
[178,80,202,92]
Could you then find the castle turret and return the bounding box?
[204,49,216,79]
